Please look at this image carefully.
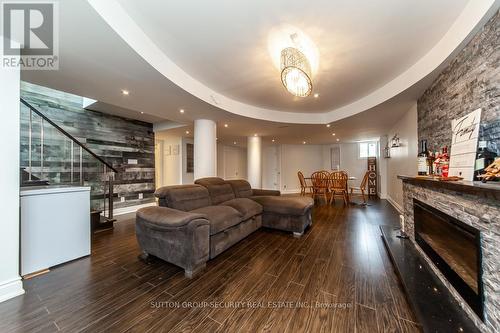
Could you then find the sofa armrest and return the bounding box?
[252,189,281,196]
[136,206,208,230]
[136,206,210,277]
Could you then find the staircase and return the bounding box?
[20,98,118,226]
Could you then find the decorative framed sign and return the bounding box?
[367,157,377,197]
[449,108,482,181]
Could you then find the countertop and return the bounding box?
[20,185,91,196]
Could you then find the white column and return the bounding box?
[194,119,217,180]
[0,37,24,302]
[247,136,262,188]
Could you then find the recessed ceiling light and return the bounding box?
[233,141,237,145]
[121,90,129,95]
[336,138,340,142]
[140,111,144,114]
[314,93,320,98]
[302,141,306,144]
[254,133,258,137]
[179,109,185,113]
[272,139,275,142]
[332,133,335,136]
[224,124,228,128]
[185,130,190,134]
[326,124,330,128]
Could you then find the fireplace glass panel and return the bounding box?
[414,199,483,319]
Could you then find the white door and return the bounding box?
[224,146,240,179]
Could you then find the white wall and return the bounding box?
[0,42,24,302]
[385,103,418,212]
[280,144,324,193]
[217,144,247,180]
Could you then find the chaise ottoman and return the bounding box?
[251,196,314,237]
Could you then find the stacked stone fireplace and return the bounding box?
[401,179,499,333]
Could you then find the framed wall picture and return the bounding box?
[172,144,180,155]
[186,143,194,173]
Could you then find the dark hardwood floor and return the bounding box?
[0,199,421,333]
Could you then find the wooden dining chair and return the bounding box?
[350,171,369,204]
[328,171,348,205]
[297,171,313,196]
[311,171,329,203]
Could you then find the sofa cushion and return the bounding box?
[220,198,263,220]
[226,179,253,198]
[251,196,314,216]
[190,205,243,235]
[137,206,208,230]
[195,177,235,205]
[155,184,211,211]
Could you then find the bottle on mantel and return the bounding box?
[417,140,429,176]
[441,146,449,178]
[434,151,442,176]
[427,151,434,175]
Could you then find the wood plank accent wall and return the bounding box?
[20,81,155,211]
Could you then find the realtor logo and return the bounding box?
[1,1,59,70]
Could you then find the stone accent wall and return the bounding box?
[402,182,500,333]
[20,82,155,211]
[417,11,499,154]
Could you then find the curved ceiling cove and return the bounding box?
[87,0,497,124]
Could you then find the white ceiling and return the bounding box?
[118,0,468,113]
[21,0,498,145]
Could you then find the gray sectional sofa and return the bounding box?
[136,177,313,277]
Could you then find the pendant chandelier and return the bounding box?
[280,47,313,97]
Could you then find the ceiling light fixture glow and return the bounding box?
[121,90,129,95]
[179,109,185,113]
[280,47,312,97]
[224,124,228,128]
[314,93,319,98]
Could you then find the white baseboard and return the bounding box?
[103,202,157,217]
[0,278,24,303]
[281,188,301,194]
[378,192,387,199]
[386,195,403,214]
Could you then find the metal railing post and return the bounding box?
[108,172,114,220]
[79,146,83,185]
[28,110,32,181]
[70,140,74,183]
[103,164,107,218]
[40,117,44,180]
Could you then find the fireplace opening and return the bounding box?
[414,199,484,320]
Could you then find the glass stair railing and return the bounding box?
[20,98,118,223]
